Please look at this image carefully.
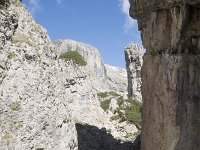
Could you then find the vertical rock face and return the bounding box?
[55,39,107,82]
[129,0,200,150]
[125,44,144,100]
[55,39,128,93]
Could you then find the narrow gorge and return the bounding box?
[1,0,198,149]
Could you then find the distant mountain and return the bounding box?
[54,39,128,94]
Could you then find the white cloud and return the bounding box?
[120,0,129,15]
[56,0,62,5]
[119,0,137,32]
[28,0,40,15]
[28,0,62,16]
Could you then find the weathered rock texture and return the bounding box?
[54,40,139,142]
[55,39,128,93]
[129,0,200,149]
[55,39,107,84]
[105,64,128,93]
[125,44,144,100]
[0,1,135,149]
[0,1,78,149]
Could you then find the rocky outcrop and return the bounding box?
[55,39,107,82]
[129,0,200,149]
[125,44,144,100]
[105,64,127,93]
[0,1,78,149]
[55,39,128,93]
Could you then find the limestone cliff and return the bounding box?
[0,1,137,149]
[55,39,128,93]
[55,39,106,83]
[125,44,144,100]
[0,1,78,149]
[129,0,200,149]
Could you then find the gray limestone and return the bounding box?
[125,44,144,101]
[129,0,200,149]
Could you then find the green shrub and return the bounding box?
[124,99,142,126]
[59,51,87,66]
[97,91,120,99]
[117,96,124,107]
[32,23,43,33]
[113,97,142,127]
[10,101,21,111]
[12,34,30,44]
[110,115,120,121]
[2,134,13,141]
[98,91,142,127]
[97,92,109,98]
[7,51,15,59]
[10,121,23,131]
[100,99,111,111]
[109,91,120,97]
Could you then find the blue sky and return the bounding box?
[23,0,141,68]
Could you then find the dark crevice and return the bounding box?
[76,123,140,150]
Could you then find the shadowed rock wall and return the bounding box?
[75,123,140,150]
[129,0,200,149]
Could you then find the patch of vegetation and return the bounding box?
[32,23,43,33]
[2,134,13,141]
[97,92,109,99]
[12,0,22,6]
[59,51,87,66]
[124,99,142,126]
[10,101,21,111]
[110,115,120,121]
[97,91,120,99]
[7,51,15,59]
[10,121,23,131]
[100,99,111,111]
[117,96,123,107]
[114,98,142,127]
[12,34,31,45]
[98,91,142,127]
[15,122,23,130]
[109,91,120,97]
